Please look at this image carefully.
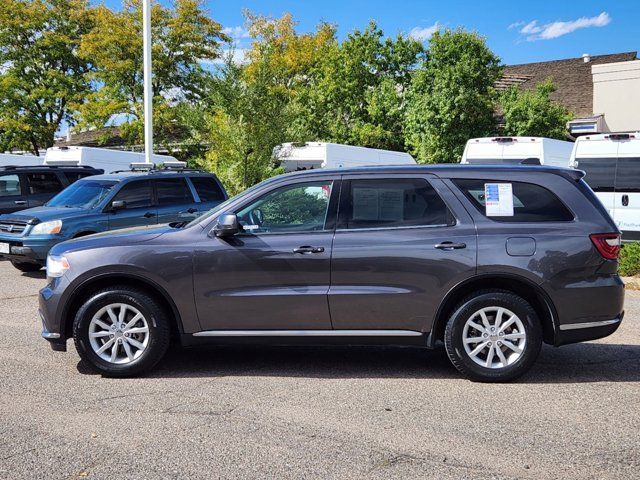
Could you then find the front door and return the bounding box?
[193,178,338,330]
[0,173,28,213]
[328,174,477,332]
[107,180,157,230]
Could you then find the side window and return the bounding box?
[113,180,153,208]
[341,178,454,229]
[453,179,574,222]
[26,172,63,195]
[615,158,640,193]
[64,171,94,184]
[236,181,333,234]
[576,158,616,192]
[0,174,21,197]
[155,178,194,205]
[190,176,225,202]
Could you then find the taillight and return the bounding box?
[590,233,621,260]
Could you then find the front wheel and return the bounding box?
[444,290,542,382]
[11,260,43,272]
[73,288,171,377]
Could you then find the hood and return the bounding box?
[0,205,91,223]
[50,224,173,256]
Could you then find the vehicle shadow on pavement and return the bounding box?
[21,270,46,279]
[77,341,640,383]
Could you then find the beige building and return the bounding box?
[499,52,639,136]
[591,59,640,133]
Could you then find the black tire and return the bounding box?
[73,287,171,377]
[444,289,542,383]
[11,260,43,272]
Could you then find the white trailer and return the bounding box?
[44,146,178,173]
[274,142,416,172]
[461,137,574,168]
[569,132,640,241]
[0,153,43,167]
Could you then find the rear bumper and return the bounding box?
[555,313,624,346]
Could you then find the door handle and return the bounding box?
[622,194,629,207]
[293,246,325,254]
[143,212,156,218]
[435,241,467,250]
[14,200,26,205]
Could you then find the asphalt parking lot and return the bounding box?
[0,260,639,479]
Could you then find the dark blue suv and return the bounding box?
[0,168,226,271]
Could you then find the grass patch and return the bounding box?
[620,241,640,277]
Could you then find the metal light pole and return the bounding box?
[142,0,153,164]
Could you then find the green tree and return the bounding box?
[500,79,572,139]
[0,0,93,155]
[405,29,502,163]
[289,21,424,151]
[78,0,227,147]
[200,14,336,194]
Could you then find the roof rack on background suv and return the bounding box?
[0,164,98,171]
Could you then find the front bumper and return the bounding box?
[39,276,71,352]
[0,235,58,264]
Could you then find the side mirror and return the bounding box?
[211,213,240,238]
[110,200,126,211]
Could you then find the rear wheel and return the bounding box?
[11,260,43,272]
[73,287,171,377]
[444,290,542,382]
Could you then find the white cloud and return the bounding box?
[200,48,248,68]
[408,22,440,42]
[222,26,250,40]
[513,12,611,41]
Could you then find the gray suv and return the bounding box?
[39,166,625,382]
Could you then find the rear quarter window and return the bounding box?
[453,179,574,222]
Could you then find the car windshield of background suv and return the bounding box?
[45,180,117,209]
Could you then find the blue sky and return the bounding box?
[101,0,639,65]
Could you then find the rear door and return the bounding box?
[0,173,28,213]
[154,177,198,224]
[25,171,66,208]
[328,173,476,332]
[614,140,640,239]
[107,180,157,230]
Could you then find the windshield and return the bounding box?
[46,180,117,209]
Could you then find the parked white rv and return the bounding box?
[274,142,416,172]
[44,146,179,173]
[0,153,43,167]
[461,137,574,168]
[570,132,640,240]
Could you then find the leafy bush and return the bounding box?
[620,241,640,277]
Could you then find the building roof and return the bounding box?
[55,126,125,148]
[500,52,637,117]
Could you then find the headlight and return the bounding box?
[31,220,62,235]
[46,255,70,278]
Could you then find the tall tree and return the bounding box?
[289,21,424,151]
[500,79,572,139]
[78,0,227,146]
[0,0,93,155]
[200,14,336,194]
[405,29,502,163]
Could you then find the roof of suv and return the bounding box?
[85,169,218,182]
[0,165,100,172]
[283,164,585,182]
